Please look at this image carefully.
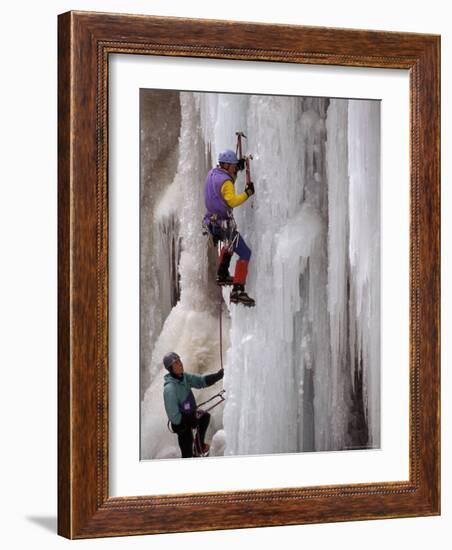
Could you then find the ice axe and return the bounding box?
[235,131,254,206]
[235,131,246,165]
[235,131,253,184]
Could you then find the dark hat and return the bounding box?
[163,352,180,371]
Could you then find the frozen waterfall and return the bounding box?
[140,90,380,459]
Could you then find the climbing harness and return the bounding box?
[202,216,239,254]
[222,220,239,254]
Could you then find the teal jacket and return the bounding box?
[163,373,208,425]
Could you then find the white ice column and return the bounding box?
[326,99,352,450]
[297,98,332,452]
[348,100,381,448]
[221,95,307,456]
[220,95,334,455]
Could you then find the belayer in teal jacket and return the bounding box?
[162,352,224,458]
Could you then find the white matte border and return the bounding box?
[109,55,409,497]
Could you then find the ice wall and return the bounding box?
[140,90,380,459]
[198,95,334,454]
[141,93,229,459]
[347,100,381,448]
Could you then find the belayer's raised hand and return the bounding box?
[237,158,246,171]
[204,368,224,386]
[245,181,255,197]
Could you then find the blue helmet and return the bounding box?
[163,352,180,371]
[218,149,238,164]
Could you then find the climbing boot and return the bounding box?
[230,284,255,307]
[194,442,210,457]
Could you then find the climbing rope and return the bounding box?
[218,244,224,371]
[217,225,238,371]
[219,290,224,370]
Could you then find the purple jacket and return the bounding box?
[204,167,232,223]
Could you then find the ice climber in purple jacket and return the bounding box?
[203,149,255,307]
